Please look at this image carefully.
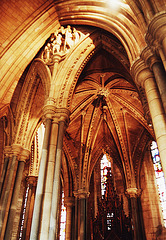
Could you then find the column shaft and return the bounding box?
[21,176,37,240]
[5,160,25,239]
[0,156,9,196]
[30,118,52,240]
[65,206,72,240]
[48,120,65,240]
[152,61,166,113]
[64,197,74,240]
[0,155,18,239]
[25,182,36,239]
[74,197,78,240]
[130,197,142,240]
[161,37,166,59]
[79,198,86,240]
[74,191,89,240]
[144,76,166,178]
[39,120,59,240]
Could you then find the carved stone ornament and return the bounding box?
[41,25,82,64]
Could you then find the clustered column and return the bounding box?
[30,105,70,240]
[49,109,69,240]
[0,145,30,239]
[131,59,166,180]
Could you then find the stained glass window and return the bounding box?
[59,190,66,240]
[19,184,29,240]
[101,154,111,197]
[151,141,166,226]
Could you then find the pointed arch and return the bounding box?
[52,29,142,110]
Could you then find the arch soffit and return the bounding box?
[56,1,147,57]
[59,17,145,63]
[53,29,142,109]
[33,59,52,99]
[13,63,45,148]
[63,139,79,191]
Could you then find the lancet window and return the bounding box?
[151,141,166,226]
[59,190,66,240]
[100,154,111,197]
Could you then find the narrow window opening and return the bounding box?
[59,190,66,240]
[19,184,29,240]
[101,154,111,198]
[151,141,166,226]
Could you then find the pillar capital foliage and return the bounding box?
[125,188,142,198]
[73,189,90,199]
[131,58,154,87]
[146,11,166,45]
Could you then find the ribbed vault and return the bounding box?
[64,47,153,190]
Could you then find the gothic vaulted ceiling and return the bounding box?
[63,30,154,190]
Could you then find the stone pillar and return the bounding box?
[64,197,75,240]
[131,59,166,180]
[30,102,56,240]
[141,47,166,114]
[0,144,22,239]
[4,148,30,240]
[74,190,90,240]
[48,108,70,240]
[0,146,11,195]
[39,117,59,240]
[126,188,144,240]
[74,194,78,240]
[146,12,166,69]
[22,176,37,240]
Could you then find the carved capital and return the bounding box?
[131,58,154,87]
[27,176,38,186]
[126,188,142,198]
[10,145,30,162]
[55,108,70,126]
[11,144,22,156]
[73,189,90,199]
[43,98,56,119]
[19,148,30,162]
[4,146,12,157]
[147,12,166,44]
[141,46,160,70]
